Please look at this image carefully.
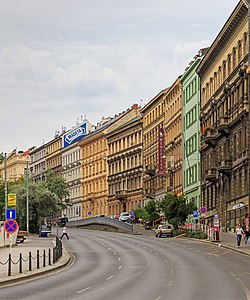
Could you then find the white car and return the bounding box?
[119,212,130,222]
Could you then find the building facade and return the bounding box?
[197,1,249,229]
[107,106,143,215]
[0,149,30,182]
[164,78,183,196]
[29,144,47,182]
[142,89,167,202]
[181,49,208,209]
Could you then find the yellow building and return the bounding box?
[142,89,167,202]
[0,149,30,182]
[164,78,183,196]
[45,134,63,174]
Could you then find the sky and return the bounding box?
[0,0,239,153]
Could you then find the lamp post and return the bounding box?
[4,153,7,219]
[25,161,29,234]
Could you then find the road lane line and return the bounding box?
[106,275,114,280]
[164,259,169,264]
[77,287,91,293]
[154,252,159,256]
[118,257,121,261]
[229,272,236,277]
[171,269,174,275]
[113,252,117,255]
[167,281,173,287]
[119,265,122,270]
[154,296,162,300]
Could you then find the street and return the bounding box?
[1,227,250,300]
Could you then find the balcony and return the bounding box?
[145,164,156,177]
[204,131,216,147]
[218,117,230,136]
[116,190,127,200]
[204,168,217,182]
[218,159,231,175]
[145,188,155,199]
[87,193,96,201]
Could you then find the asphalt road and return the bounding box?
[1,228,250,300]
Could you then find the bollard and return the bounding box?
[8,253,11,276]
[49,248,51,265]
[29,251,32,271]
[43,249,46,268]
[37,250,40,269]
[19,253,23,274]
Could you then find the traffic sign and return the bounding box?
[214,214,219,219]
[130,214,135,221]
[88,211,91,216]
[4,219,18,233]
[130,211,134,215]
[193,210,199,218]
[6,209,16,220]
[200,206,207,214]
[8,194,16,207]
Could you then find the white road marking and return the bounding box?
[113,252,117,255]
[195,250,200,253]
[154,296,162,300]
[119,265,122,270]
[77,287,91,293]
[154,252,159,256]
[167,281,173,287]
[229,272,236,277]
[171,269,174,275]
[106,275,114,280]
[118,257,121,261]
[181,245,186,248]
[164,259,169,264]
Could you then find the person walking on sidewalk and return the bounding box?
[235,224,244,248]
[60,226,70,240]
[244,226,250,245]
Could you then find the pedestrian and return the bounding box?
[235,224,244,248]
[60,226,69,240]
[244,226,250,245]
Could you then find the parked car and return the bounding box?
[119,212,130,222]
[155,224,174,237]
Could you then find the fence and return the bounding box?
[0,237,62,277]
[180,223,221,242]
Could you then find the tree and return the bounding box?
[0,180,5,220]
[134,208,149,222]
[144,200,160,224]
[159,193,196,228]
[45,170,69,210]
[10,178,59,233]
[0,153,4,164]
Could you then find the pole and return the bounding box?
[4,153,7,219]
[26,160,29,234]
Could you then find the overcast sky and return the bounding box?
[0,0,239,153]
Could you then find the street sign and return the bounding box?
[6,209,16,220]
[4,219,18,233]
[88,211,91,216]
[200,206,207,214]
[130,214,135,221]
[214,214,219,219]
[193,210,199,218]
[8,194,16,207]
[130,211,134,215]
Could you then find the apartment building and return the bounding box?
[197,1,249,229]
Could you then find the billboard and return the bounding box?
[158,128,165,176]
[63,123,87,148]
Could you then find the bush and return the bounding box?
[183,231,208,239]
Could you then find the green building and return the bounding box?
[181,48,208,211]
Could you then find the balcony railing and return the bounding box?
[218,159,231,175]
[145,164,156,177]
[204,168,217,182]
[116,190,127,200]
[218,117,230,136]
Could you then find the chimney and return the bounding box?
[132,104,139,109]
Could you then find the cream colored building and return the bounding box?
[0,149,30,182]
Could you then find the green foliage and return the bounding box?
[158,193,196,228]
[134,208,150,222]
[184,231,208,239]
[0,153,4,164]
[46,170,69,209]
[144,200,160,223]
[0,180,5,220]
[9,179,59,233]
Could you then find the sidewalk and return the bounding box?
[0,235,72,287]
[216,231,250,255]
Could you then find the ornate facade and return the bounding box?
[164,78,183,196]
[197,1,249,229]
[142,89,167,202]
[107,105,143,215]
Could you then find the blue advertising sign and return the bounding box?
[63,123,87,148]
[6,209,16,220]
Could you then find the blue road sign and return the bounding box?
[6,209,16,220]
[88,211,91,216]
[193,210,199,218]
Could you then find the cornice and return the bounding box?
[197,1,247,78]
